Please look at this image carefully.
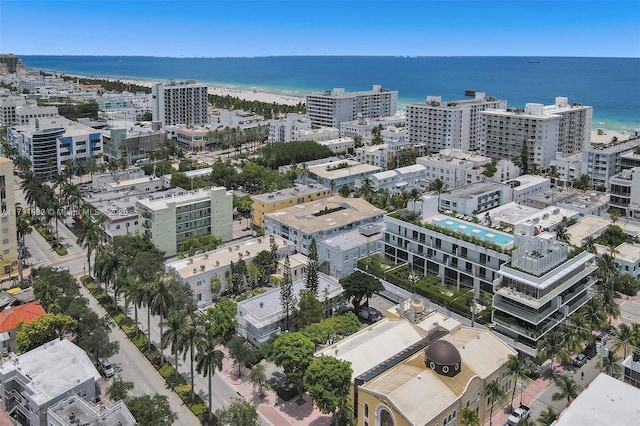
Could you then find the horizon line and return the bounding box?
[11,54,640,60]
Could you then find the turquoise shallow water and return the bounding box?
[20,55,640,132]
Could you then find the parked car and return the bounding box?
[573,353,587,367]
[357,306,384,322]
[98,358,115,378]
[596,332,609,346]
[583,344,597,360]
[507,404,531,425]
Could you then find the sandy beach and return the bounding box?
[590,129,636,145]
[88,75,305,106]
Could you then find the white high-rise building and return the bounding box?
[480,97,592,169]
[406,92,506,153]
[151,80,208,127]
[268,113,311,142]
[306,85,398,128]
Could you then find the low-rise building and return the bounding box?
[264,196,385,255]
[251,184,331,229]
[0,339,102,426]
[236,273,344,346]
[165,235,296,305]
[307,160,382,191]
[102,123,166,164]
[505,175,551,204]
[269,113,311,143]
[0,158,18,277]
[317,137,355,154]
[622,355,640,388]
[356,164,426,195]
[439,181,513,216]
[554,373,640,425]
[339,114,405,141]
[47,395,136,426]
[318,223,384,279]
[137,187,233,257]
[609,167,640,218]
[614,242,640,281]
[0,302,46,355]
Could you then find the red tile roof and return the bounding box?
[0,301,46,333]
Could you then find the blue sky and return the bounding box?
[1,1,639,57]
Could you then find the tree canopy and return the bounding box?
[339,271,384,312]
[271,332,315,399]
[304,356,353,421]
[257,141,332,169]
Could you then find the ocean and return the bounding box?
[19,55,640,132]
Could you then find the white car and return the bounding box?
[98,358,115,378]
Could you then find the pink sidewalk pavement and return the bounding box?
[218,347,332,426]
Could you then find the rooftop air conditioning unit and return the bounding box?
[200,265,205,271]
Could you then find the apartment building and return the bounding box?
[407,92,506,153]
[318,137,355,154]
[354,137,421,170]
[306,85,398,128]
[585,139,640,189]
[7,117,103,179]
[355,164,427,195]
[339,114,406,141]
[480,104,561,169]
[251,184,331,229]
[492,226,597,351]
[549,152,582,187]
[0,339,101,426]
[505,175,551,204]
[318,223,384,279]
[0,96,27,126]
[416,149,492,189]
[384,195,512,295]
[151,80,208,126]
[622,355,640,388]
[615,243,640,281]
[102,122,166,164]
[480,98,592,170]
[609,167,640,218]
[14,104,58,126]
[438,181,513,216]
[268,113,311,142]
[47,395,136,426]
[307,159,382,191]
[264,196,385,255]
[166,235,295,306]
[236,273,343,346]
[137,187,233,257]
[0,158,18,277]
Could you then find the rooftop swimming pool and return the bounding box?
[435,218,514,246]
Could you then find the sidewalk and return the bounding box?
[216,346,332,426]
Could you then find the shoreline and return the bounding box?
[56,71,640,132]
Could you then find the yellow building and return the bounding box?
[0,158,18,277]
[251,183,331,229]
[318,304,516,426]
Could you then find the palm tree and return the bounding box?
[551,376,579,405]
[610,208,621,224]
[578,297,607,332]
[358,177,375,202]
[582,236,597,254]
[484,379,506,426]
[459,407,480,426]
[151,276,173,365]
[596,253,619,288]
[76,215,105,277]
[537,328,570,374]
[614,323,635,359]
[179,315,205,400]
[536,407,558,426]
[505,355,530,411]
[300,163,309,184]
[555,224,570,243]
[94,248,120,297]
[600,289,621,325]
[329,179,336,194]
[123,277,147,336]
[161,310,187,378]
[15,204,32,282]
[195,330,224,424]
[599,350,621,378]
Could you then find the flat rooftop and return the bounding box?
[308,160,382,180]
[508,174,550,188]
[48,395,137,426]
[167,235,292,278]
[568,215,640,247]
[488,203,577,230]
[137,186,229,210]
[554,373,640,426]
[432,215,514,247]
[615,242,640,263]
[238,274,343,327]
[445,181,509,199]
[320,223,384,251]
[418,149,490,165]
[90,188,183,220]
[252,183,329,203]
[589,139,639,154]
[107,176,162,190]
[487,202,540,227]
[264,196,385,235]
[0,339,100,406]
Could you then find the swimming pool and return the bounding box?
[435,217,513,246]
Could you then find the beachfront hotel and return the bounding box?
[137,186,233,257]
[406,92,506,153]
[306,85,398,128]
[151,80,208,127]
[480,97,592,169]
